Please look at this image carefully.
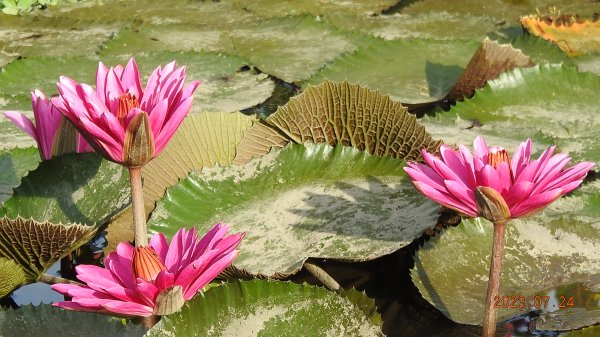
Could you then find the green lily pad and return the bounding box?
[230,0,397,17]
[421,64,600,164]
[0,52,275,114]
[142,112,256,214]
[0,147,40,207]
[0,257,27,298]
[573,53,600,75]
[306,38,480,103]
[0,109,38,148]
[149,143,439,277]
[325,12,514,42]
[561,325,600,337]
[227,15,370,83]
[0,216,96,285]
[508,34,572,65]
[0,153,130,225]
[412,180,600,327]
[0,304,145,337]
[145,280,383,337]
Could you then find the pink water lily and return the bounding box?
[52,224,243,317]
[52,58,200,167]
[4,90,90,160]
[404,136,594,221]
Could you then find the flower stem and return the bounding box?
[129,167,147,247]
[38,273,82,285]
[482,220,507,337]
[304,261,341,293]
[142,315,158,329]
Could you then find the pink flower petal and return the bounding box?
[473,136,489,163]
[3,111,38,142]
[149,232,169,262]
[182,250,239,300]
[121,58,142,99]
[413,181,477,217]
[101,300,154,317]
[510,188,563,217]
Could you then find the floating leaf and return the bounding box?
[412,180,600,327]
[267,80,441,160]
[445,38,533,102]
[0,304,145,337]
[0,216,96,283]
[0,147,40,207]
[0,153,130,225]
[521,14,600,56]
[142,112,256,213]
[228,16,368,83]
[573,53,600,75]
[0,257,27,298]
[307,39,479,103]
[508,34,572,65]
[421,64,600,164]
[233,121,289,165]
[561,325,600,337]
[0,52,275,114]
[230,0,397,17]
[146,280,383,337]
[149,143,438,277]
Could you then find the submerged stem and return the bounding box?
[129,167,147,247]
[304,261,341,293]
[482,220,508,337]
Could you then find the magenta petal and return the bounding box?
[121,58,143,99]
[101,301,154,317]
[182,250,239,300]
[504,181,535,209]
[404,164,446,192]
[149,232,169,262]
[154,96,193,154]
[473,136,489,162]
[413,181,477,217]
[543,162,594,192]
[510,188,563,217]
[155,270,175,290]
[3,111,37,141]
[443,180,477,214]
[511,138,531,177]
[53,301,111,315]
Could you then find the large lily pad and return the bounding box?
[412,180,600,327]
[0,147,40,206]
[227,16,369,83]
[0,304,145,337]
[149,143,438,277]
[0,52,275,114]
[0,153,130,225]
[521,15,600,56]
[420,64,600,164]
[0,216,96,295]
[146,280,383,337]
[561,325,600,337]
[230,0,397,17]
[0,257,27,298]
[508,34,572,65]
[306,38,480,103]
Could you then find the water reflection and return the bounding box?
[11,263,62,306]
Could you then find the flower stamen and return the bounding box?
[117,92,139,120]
[132,246,166,282]
[488,147,510,169]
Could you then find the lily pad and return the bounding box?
[0,304,145,337]
[0,147,40,206]
[508,34,572,65]
[228,16,369,83]
[0,109,38,148]
[0,217,96,286]
[573,53,600,75]
[0,257,27,298]
[0,153,130,225]
[561,325,600,337]
[420,64,600,164]
[0,52,275,114]
[149,143,439,277]
[230,0,397,17]
[412,180,600,327]
[142,112,256,214]
[145,280,383,337]
[306,38,480,103]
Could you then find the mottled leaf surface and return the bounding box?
[521,16,600,56]
[231,0,397,17]
[0,147,40,206]
[0,257,27,298]
[146,280,383,337]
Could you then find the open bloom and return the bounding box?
[404,137,594,221]
[52,223,243,317]
[52,58,200,167]
[4,90,90,160]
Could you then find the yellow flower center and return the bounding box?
[488,148,510,169]
[117,92,140,120]
[132,246,166,282]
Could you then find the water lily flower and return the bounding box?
[3,90,91,160]
[404,136,594,222]
[52,58,200,167]
[52,223,243,317]
[404,136,593,337]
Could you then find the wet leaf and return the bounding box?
[0,153,130,225]
[0,257,27,298]
[230,0,397,17]
[0,147,40,207]
[149,143,438,277]
[145,280,383,337]
[307,39,479,103]
[0,216,96,282]
[0,304,145,337]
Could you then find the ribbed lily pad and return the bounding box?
[307,38,479,103]
[325,12,512,42]
[0,257,27,298]
[0,52,275,113]
[149,143,438,277]
[0,147,40,206]
[508,34,572,65]
[0,217,96,284]
[230,0,397,17]
[574,53,600,75]
[0,304,145,337]
[0,153,130,225]
[146,280,383,337]
[561,325,600,337]
[227,16,369,83]
[142,112,256,213]
[412,180,600,326]
[521,15,600,56]
[421,64,600,164]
